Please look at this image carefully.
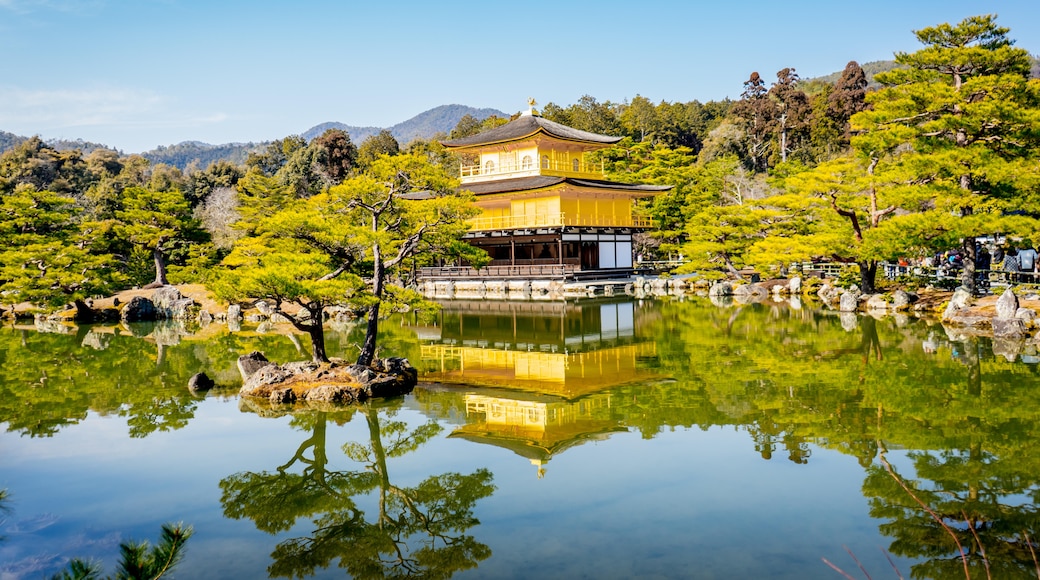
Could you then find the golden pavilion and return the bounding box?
[432,100,671,281]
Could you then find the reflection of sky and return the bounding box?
[0,396,916,580]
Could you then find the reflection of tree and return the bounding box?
[0,324,330,438]
[866,447,1040,579]
[220,402,494,579]
[858,335,1040,579]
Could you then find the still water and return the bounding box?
[2,297,1039,579]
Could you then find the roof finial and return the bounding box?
[525,97,538,116]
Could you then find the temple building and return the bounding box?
[429,101,670,281]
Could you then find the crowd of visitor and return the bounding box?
[927,240,1040,284]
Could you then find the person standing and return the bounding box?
[1004,247,1021,283]
[1017,241,1037,283]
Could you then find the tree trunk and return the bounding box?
[357,255,385,367]
[357,302,380,367]
[858,261,877,294]
[308,323,329,363]
[299,304,329,363]
[153,246,169,286]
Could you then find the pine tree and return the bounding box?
[853,14,1040,293]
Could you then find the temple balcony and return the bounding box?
[460,159,605,183]
[466,212,653,232]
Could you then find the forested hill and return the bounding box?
[141,104,506,169]
[0,104,507,170]
[300,104,508,144]
[807,60,901,89]
[141,141,266,170]
[807,56,1040,88]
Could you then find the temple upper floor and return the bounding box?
[441,109,622,184]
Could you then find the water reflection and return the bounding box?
[220,399,495,578]
[6,297,1040,577]
[414,300,660,396]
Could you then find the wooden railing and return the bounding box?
[467,212,654,231]
[460,159,605,181]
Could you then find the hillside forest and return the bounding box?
[2,14,1040,317]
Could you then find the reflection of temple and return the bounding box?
[418,300,657,397]
[416,300,657,476]
[451,389,625,479]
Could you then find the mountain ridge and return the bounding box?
[0,104,509,170]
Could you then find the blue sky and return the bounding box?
[1,0,1038,153]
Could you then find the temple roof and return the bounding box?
[441,113,623,149]
[460,175,673,196]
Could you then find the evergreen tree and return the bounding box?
[114,186,207,287]
[0,187,123,310]
[53,523,192,580]
[827,61,869,144]
[768,68,810,164]
[218,154,484,364]
[732,72,776,171]
[854,14,1040,293]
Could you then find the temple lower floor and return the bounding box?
[420,228,639,281]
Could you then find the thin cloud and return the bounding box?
[0,85,230,134]
[0,0,104,13]
[0,86,164,129]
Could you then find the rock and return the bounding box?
[818,283,842,305]
[269,388,296,404]
[199,310,213,324]
[865,294,889,311]
[1016,307,1037,326]
[839,291,860,312]
[254,300,275,316]
[946,313,992,329]
[788,276,802,294]
[732,284,767,303]
[240,357,417,403]
[238,351,273,381]
[113,297,120,307]
[993,317,1027,339]
[891,290,913,311]
[942,287,973,321]
[709,281,733,297]
[188,372,215,392]
[995,287,1019,320]
[121,296,158,322]
[227,304,242,321]
[152,286,183,311]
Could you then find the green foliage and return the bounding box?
[54,523,192,580]
[114,186,208,286]
[356,129,400,169]
[0,137,91,196]
[853,14,1040,292]
[142,141,262,171]
[219,153,483,363]
[0,187,124,308]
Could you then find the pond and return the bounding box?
[2,297,1039,579]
